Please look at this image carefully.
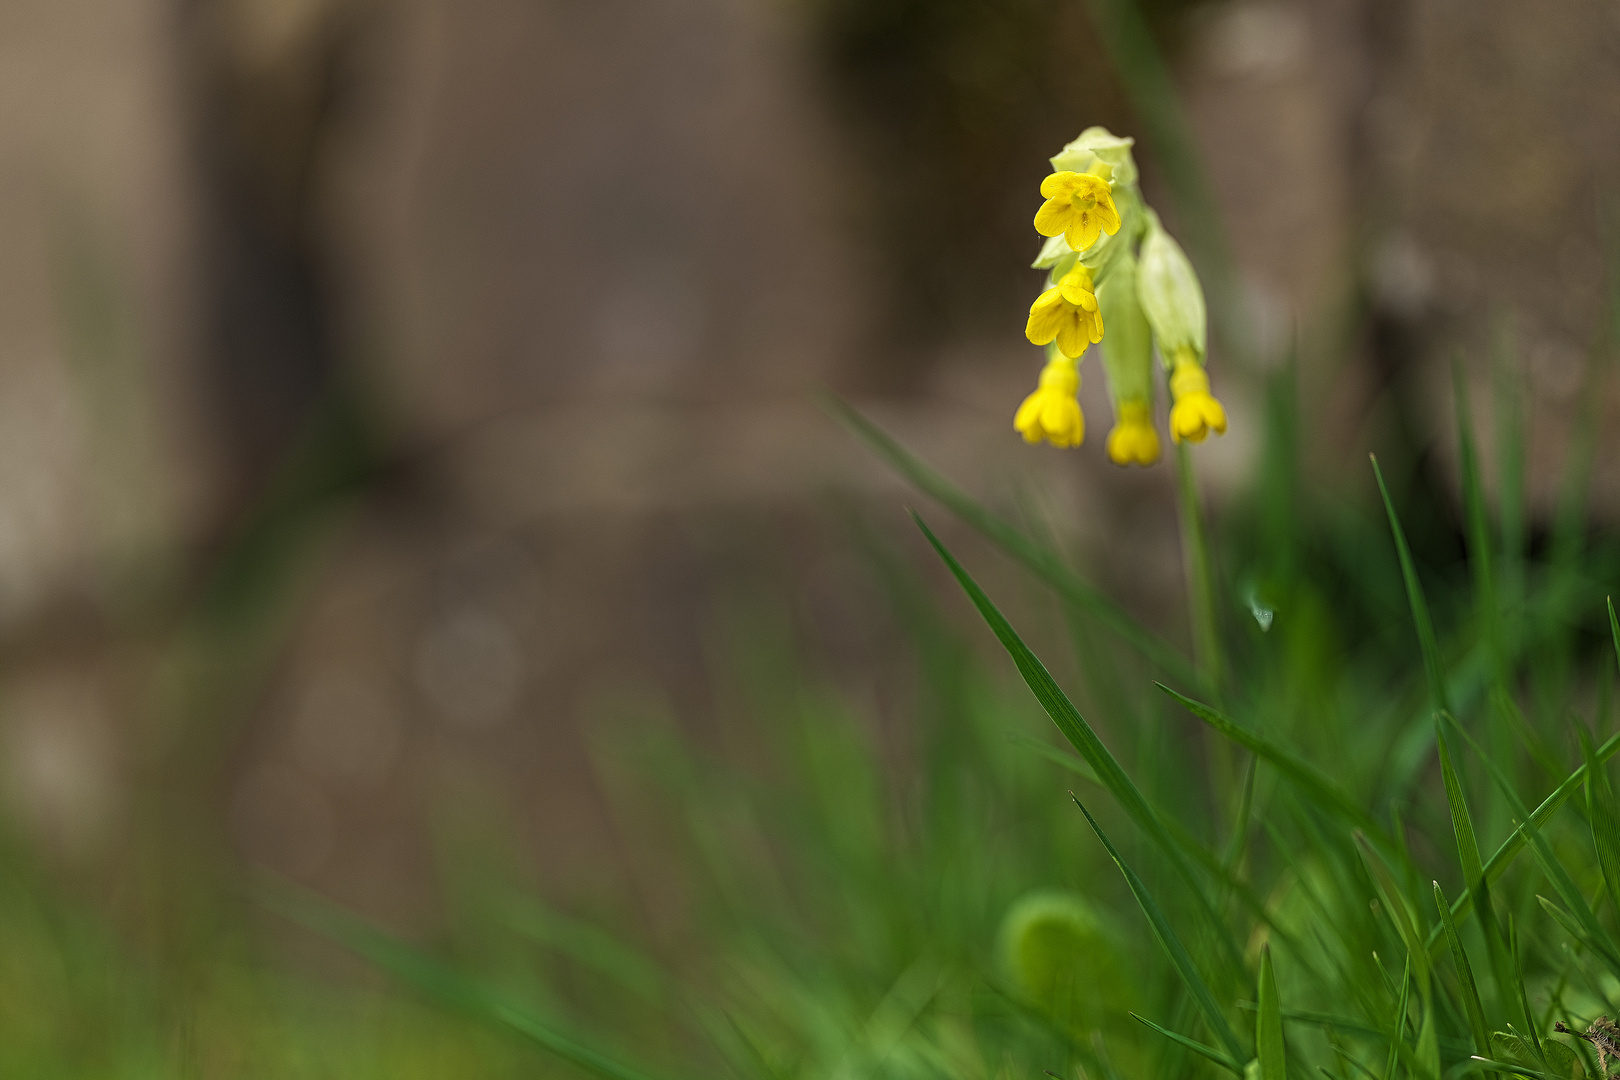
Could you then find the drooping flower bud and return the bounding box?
[1136,210,1207,364]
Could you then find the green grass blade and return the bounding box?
[1074,793,1247,1061]
[914,511,1245,973]
[262,879,669,1080]
[1371,454,1450,714]
[1609,598,1620,675]
[1159,684,1391,846]
[1438,714,1486,890]
[1508,917,1545,1061]
[1579,731,1620,917]
[1132,1013,1245,1074]
[1357,833,1430,990]
[1537,895,1597,954]
[1434,881,1491,1055]
[825,396,1200,686]
[1426,730,1620,955]
[1442,711,1620,978]
[1387,955,1413,1080]
[1258,945,1286,1080]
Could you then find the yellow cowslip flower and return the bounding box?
[1026,264,1103,358]
[1168,350,1227,443]
[1034,172,1121,253]
[1106,400,1161,466]
[1014,353,1085,448]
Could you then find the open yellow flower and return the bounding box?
[1034,172,1121,253]
[1106,400,1161,466]
[1168,351,1227,444]
[1026,264,1103,358]
[1014,354,1085,448]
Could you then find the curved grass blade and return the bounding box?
[825,396,1200,686]
[1132,1013,1245,1075]
[1159,684,1390,846]
[1371,454,1449,715]
[1074,793,1247,1062]
[914,511,1244,973]
[1258,946,1286,1080]
[1434,881,1491,1055]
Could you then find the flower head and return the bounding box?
[1168,352,1227,444]
[1106,400,1161,466]
[1014,353,1085,448]
[1026,264,1104,358]
[1034,172,1121,253]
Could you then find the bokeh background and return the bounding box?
[1,0,1619,1069]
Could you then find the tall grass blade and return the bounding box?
[1433,881,1491,1055]
[1442,711,1620,979]
[1159,684,1390,845]
[1436,721,1485,890]
[1427,731,1620,955]
[1073,794,1247,1062]
[914,511,1244,972]
[1609,598,1620,675]
[1131,1013,1245,1074]
[1371,454,1449,714]
[1258,945,1286,1080]
[1356,833,1430,991]
[1579,731,1620,918]
[826,396,1200,686]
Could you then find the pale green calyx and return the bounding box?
[1050,127,1138,189]
[1097,252,1153,407]
[1136,210,1206,363]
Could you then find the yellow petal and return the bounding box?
[1034,198,1075,238]
[1025,288,1066,345]
[1054,312,1089,358]
[1040,171,1082,199]
[1065,212,1102,252]
[1014,392,1045,441]
[1094,193,1122,236]
[1058,268,1097,310]
[1085,306,1105,344]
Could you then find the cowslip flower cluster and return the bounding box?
[1015,129,1226,465]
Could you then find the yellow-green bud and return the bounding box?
[1136,210,1207,363]
[1050,127,1139,189]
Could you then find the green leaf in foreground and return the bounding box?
[1257,946,1286,1080]
[1073,793,1247,1062]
